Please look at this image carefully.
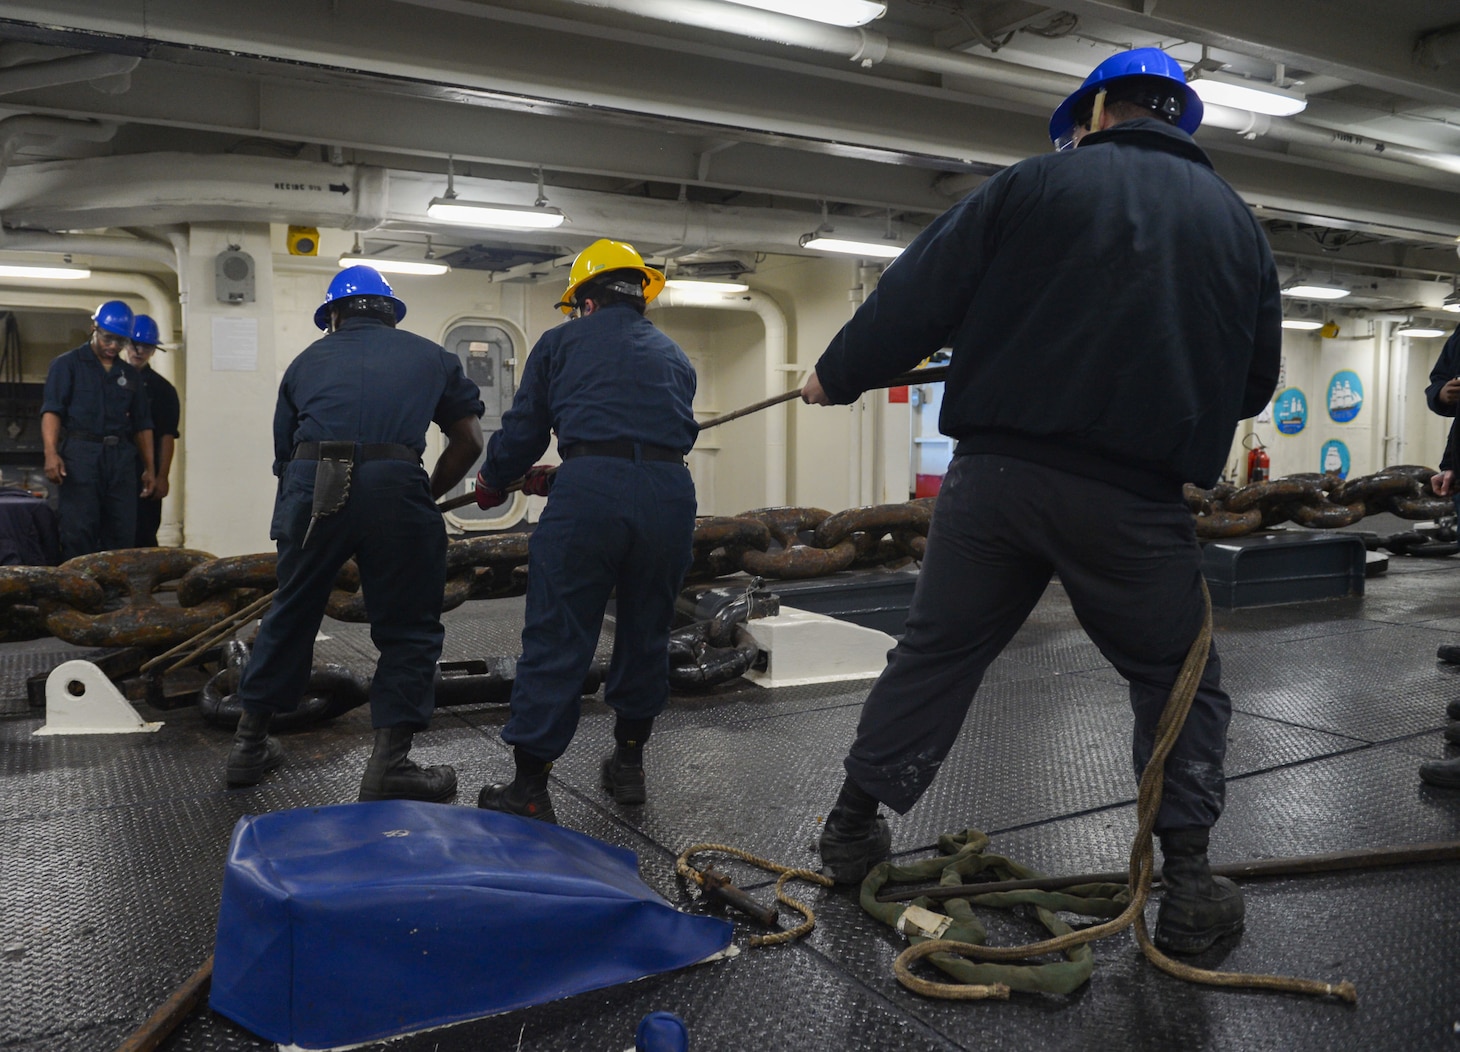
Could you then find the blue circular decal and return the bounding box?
[1320,440,1351,478]
[1274,387,1307,435]
[1327,370,1363,423]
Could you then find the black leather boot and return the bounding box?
[817,777,891,885]
[1445,722,1460,747]
[1447,699,1460,721]
[1438,645,1460,665]
[478,769,557,823]
[1419,755,1460,788]
[600,748,647,805]
[226,710,284,787]
[357,727,457,803]
[1155,827,1245,954]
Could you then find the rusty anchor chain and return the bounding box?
[1188,465,1451,539]
[2,462,1451,651]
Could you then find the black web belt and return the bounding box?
[559,440,684,464]
[66,430,128,445]
[293,442,419,463]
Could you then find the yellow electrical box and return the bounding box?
[1319,321,1341,339]
[287,226,320,256]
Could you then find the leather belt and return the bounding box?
[293,442,419,463]
[66,430,127,446]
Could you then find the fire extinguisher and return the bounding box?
[1245,436,1270,484]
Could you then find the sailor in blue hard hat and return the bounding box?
[126,314,180,547]
[224,263,485,802]
[1048,46,1204,151]
[39,300,157,558]
[314,264,407,331]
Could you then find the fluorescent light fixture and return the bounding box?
[426,197,565,229]
[799,233,904,260]
[1281,284,1350,300]
[1396,324,1447,338]
[338,254,450,276]
[1188,70,1307,117]
[0,263,92,280]
[1281,318,1324,330]
[665,278,750,294]
[721,0,885,27]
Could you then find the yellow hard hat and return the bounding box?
[557,239,664,315]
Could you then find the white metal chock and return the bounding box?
[34,659,162,736]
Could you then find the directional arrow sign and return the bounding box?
[329,183,350,194]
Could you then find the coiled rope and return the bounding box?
[676,842,833,947]
[891,581,1358,1003]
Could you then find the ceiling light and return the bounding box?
[338,254,450,276]
[0,263,92,280]
[1187,69,1307,117]
[799,233,903,260]
[720,0,886,27]
[426,158,566,230]
[1281,318,1324,330]
[1281,284,1350,300]
[1443,288,1460,314]
[427,198,565,229]
[665,278,750,294]
[1396,323,1447,338]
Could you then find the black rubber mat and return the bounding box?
[3,556,1459,1052]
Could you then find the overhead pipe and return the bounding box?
[0,51,139,95]
[0,153,389,232]
[0,229,176,271]
[653,287,789,506]
[551,0,1460,182]
[0,115,118,186]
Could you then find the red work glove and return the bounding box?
[522,464,557,497]
[474,473,507,510]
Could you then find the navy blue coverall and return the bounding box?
[135,366,180,547]
[235,317,483,728]
[1423,325,1460,514]
[41,344,153,560]
[479,302,698,762]
[814,119,1282,834]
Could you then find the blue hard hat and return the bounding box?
[132,313,161,347]
[92,300,135,339]
[636,1011,688,1052]
[1049,47,1203,148]
[314,264,407,330]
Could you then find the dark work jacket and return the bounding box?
[1423,326,1460,472]
[814,118,1282,501]
[138,367,180,473]
[273,317,484,475]
[481,303,698,488]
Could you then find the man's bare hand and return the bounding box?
[1433,470,1455,497]
[801,369,831,406]
[139,469,156,499]
[43,452,65,485]
[1439,378,1460,406]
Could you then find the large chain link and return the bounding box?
[3,472,1445,649]
[1188,465,1449,539]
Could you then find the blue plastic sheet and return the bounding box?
[210,801,732,1049]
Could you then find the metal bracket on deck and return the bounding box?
[742,606,894,688]
[34,659,162,735]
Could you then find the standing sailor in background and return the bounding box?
[127,314,180,547]
[474,239,697,823]
[40,299,155,560]
[224,266,485,801]
[801,49,1281,955]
